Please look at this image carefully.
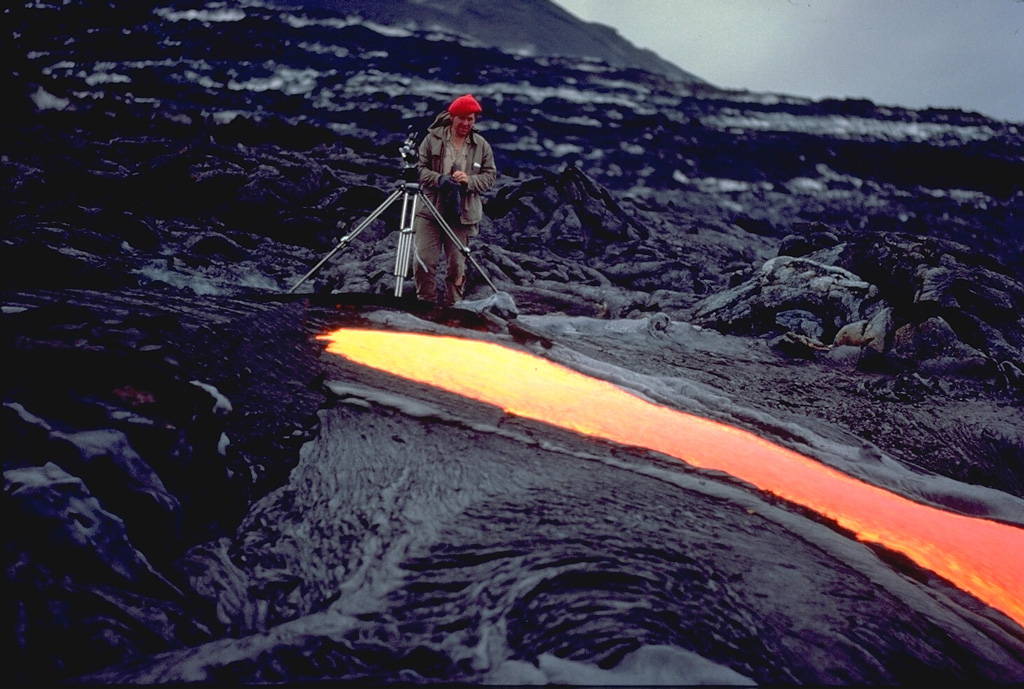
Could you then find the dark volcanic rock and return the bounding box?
[488,167,647,256]
[691,254,881,342]
[778,222,842,257]
[5,462,198,681]
[691,223,1024,382]
[835,232,1024,371]
[305,0,702,83]
[4,0,1024,684]
[2,290,328,682]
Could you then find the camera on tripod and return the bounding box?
[286,126,497,297]
[399,132,418,182]
[399,132,418,165]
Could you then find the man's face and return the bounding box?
[452,113,476,138]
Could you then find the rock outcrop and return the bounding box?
[691,255,882,341]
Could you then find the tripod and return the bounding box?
[287,135,497,297]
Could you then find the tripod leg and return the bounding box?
[418,192,500,293]
[286,188,404,293]
[393,191,418,297]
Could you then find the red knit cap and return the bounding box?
[448,94,482,117]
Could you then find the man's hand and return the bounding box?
[452,170,469,185]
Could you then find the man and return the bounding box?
[413,94,497,307]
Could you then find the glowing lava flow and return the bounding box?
[320,328,1024,629]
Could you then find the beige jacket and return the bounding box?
[416,111,497,225]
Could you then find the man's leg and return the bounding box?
[413,217,442,303]
[442,225,474,306]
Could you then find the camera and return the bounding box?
[399,132,418,167]
[399,132,418,182]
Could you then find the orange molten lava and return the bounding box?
[320,328,1024,629]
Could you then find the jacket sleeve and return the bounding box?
[417,136,443,189]
[466,138,497,194]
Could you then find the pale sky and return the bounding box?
[551,0,1023,122]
